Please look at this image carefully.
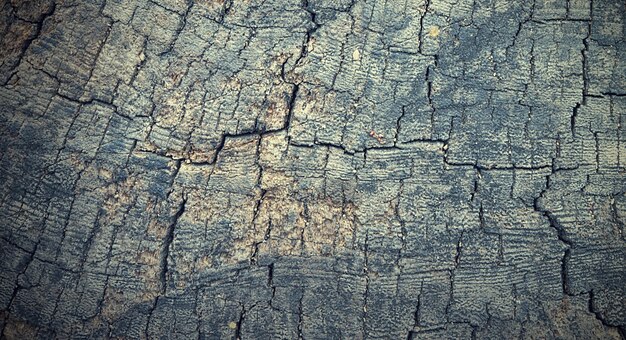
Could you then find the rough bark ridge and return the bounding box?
[0,0,625,338]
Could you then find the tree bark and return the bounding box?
[0,0,624,338]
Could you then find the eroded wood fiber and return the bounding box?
[0,0,624,338]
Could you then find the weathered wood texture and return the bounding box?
[0,0,624,338]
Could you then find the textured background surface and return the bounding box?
[0,0,625,338]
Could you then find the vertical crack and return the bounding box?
[413,280,424,328]
[572,18,591,138]
[146,161,186,338]
[444,269,455,323]
[235,304,246,340]
[2,2,57,86]
[418,0,431,54]
[297,292,304,339]
[588,290,626,337]
[454,231,464,268]
[267,263,276,309]
[593,131,600,172]
[285,84,300,135]
[394,105,406,146]
[160,193,187,293]
[426,61,438,139]
[534,186,573,295]
[362,231,370,339]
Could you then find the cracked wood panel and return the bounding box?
[0,0,624,338]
